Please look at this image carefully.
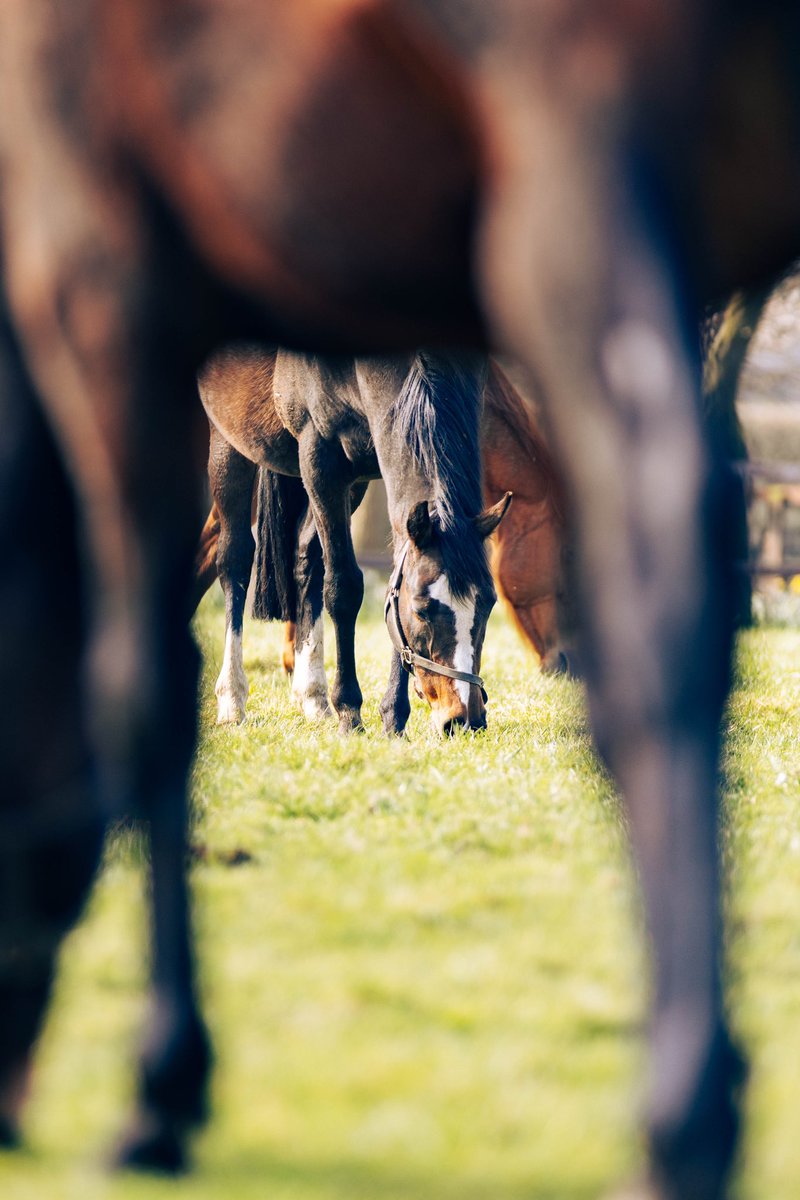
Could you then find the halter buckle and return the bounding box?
[400,645,414,667]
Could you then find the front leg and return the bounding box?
[379,650,411,736]
[298,431,364,733]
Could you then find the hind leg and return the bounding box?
[208,425,257,724]
[0,292,104,1148]
[298,433,365,733]
[290,503,331,720]
[3,53,212,1167]
[9,273,211,1172]
[290,481,368,721]
[102,361,211,1173]
[481,103,740,1197]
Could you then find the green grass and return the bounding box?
[1,578,799,1199]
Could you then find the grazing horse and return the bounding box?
[1,0,799,1194]
[193,349,566,732]
[199,346,509,736]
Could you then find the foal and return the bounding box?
[199,346,509,736]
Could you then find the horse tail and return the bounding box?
[190,501,222,616]
[252,470,307,622]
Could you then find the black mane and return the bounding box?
[394,352,493,599]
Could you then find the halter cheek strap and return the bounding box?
[383,540,488,704]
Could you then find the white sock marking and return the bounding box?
[292,616,330,719]
[215,625,248,723]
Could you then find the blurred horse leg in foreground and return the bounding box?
[451,10,773,1195]
[0,248,212,1169]
[1,8,215,1154]
[0,287,104,1148]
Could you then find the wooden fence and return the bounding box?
[739,461,800,580]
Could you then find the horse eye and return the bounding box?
[412,602,431,621]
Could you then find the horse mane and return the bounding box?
[393,351,492,598]
[484,359,566,524]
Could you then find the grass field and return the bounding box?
[2,576,799,1199]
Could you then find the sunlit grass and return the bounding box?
[1,579,799,1199]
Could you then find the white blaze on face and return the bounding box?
[428,575,477,707]
[292,616,330,719]
[215,624,248,724]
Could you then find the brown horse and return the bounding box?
[2,1,800,1194]
[192,352,570,729]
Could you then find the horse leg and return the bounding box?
[191,501,221,615]
[379,651,411,736]
[0,290,104,1149]
[9,277,211,1174]
[92,349,211,1172]
[107,370,212,1172]
[281,621,297,675]
[3,31,211,1168]
[208,426,257,725]
[480,114,740,1199]
[292,478,370,724]
[298,433,364,734]
[290,503,331,720]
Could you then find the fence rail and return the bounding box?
[736,459,800,580]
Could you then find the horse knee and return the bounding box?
[324,568,363,627]
[217,531,254,607]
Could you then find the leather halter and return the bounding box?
[384,540,488,704]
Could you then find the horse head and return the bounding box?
[385,493,511,736]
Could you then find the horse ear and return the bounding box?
[407,501,434,547]
[474,491,512,539]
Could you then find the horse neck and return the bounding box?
[361,351,487,543]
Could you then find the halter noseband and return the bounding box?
[383,540,488,704]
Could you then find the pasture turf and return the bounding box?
[1,575,799,1199]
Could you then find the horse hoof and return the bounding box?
[215,695,246,724]
[542,647,581,678]
[381,720,407,737]
[299,695,332,721]
[0,1115,21,1150]
[603,1179,661,1200]
[113,1112,188,1175]
[337,710,364,735]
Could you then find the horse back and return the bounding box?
[199,344,299,474]
[103,0,483,347]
